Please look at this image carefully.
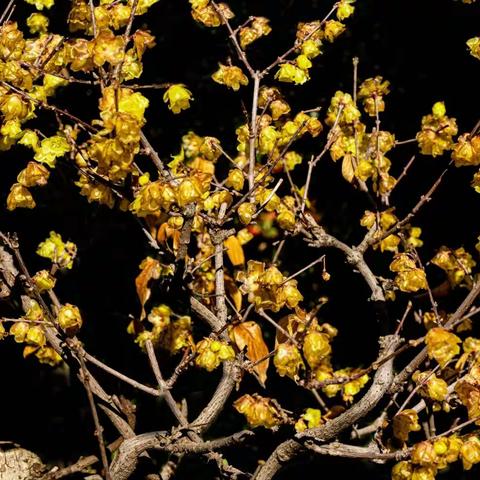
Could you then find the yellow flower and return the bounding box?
[411,441,438,466]
[36,231,77,269]
[0,323,6,340]
[10,321,30,343]
[303,331,331,368]
[75,175,115,209]
[275,63,309,85]
[34,135,70,168]
[393,409,421,442]
[425,327,461,367]
[163,84,193,114]
[276,207,296,231]
[258,126,279,154]
[6,184,35,210]
[416,102,458,157]
[239,16,272,49]
[467,37,480,60]
[24,0,55,10]
[413,371,448,401]
[35,346,62,366]
[274,343,304,379]
[225,168,245,191]
[17,162,50,187]
[301,39,322,58]
[195,338,235,371]
[390,253,427,293]
[57,304,83,336]
[391,461,413,480]
[233,394,283,429]
[212,64,248,90]
[162,315,194,354]
[295,408,322,432]
[19,130,39,150]
[26,13,49,34]
[296,54,312,70]
[176,177,203,206]
[116,89,149,123]
[92,29,125,67]
[461,437,480,470]
[452,134,480,166]
[325,91,361,126]
[323,20,345,42]
[32,270,56,292]
[136,0,160,15]
[1,119,22,139]
[191,2,234,27]
[26,326,46,347]
[43,74,68,96]
[284,151,303,171]
[358,76,390,116]
[431,246,476,287]
[23,299,43,322]
[238,202,256,225]
[406,227,424,248]
[337,0,355,20]
[0,94,31,121]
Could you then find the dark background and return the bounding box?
[1,0,480,478]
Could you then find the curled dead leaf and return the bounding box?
[232,321,269,386]
[135,256,161,320]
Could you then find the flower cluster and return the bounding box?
[195,338,235,371]
[234,394,284,429]
[416,102,458,157]
[431,246,476,287]
[236,260,303,312]
[275,3,355,86]
[389,253,428,293]
[392,436,480,480]
[3,298,61,366]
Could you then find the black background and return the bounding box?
[1,0,480,478]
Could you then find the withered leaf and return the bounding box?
[341,154,355,183]
[232,321,269,386]
[135,256,161,320]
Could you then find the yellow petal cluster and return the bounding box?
[389,253,427,293]
[236,260,303,312]
[233,394,283,429]
[195,338,235,371]
[416,102,458,157]
[163,84,193,114]
[36,231,77,269]
[425,327,461,367]
[212,64,248,91]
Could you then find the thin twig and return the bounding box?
[79,354,112,480]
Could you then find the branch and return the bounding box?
[109,430,253,480]
[390,279,480,394]
[78,355,112,480]
[301,214,385,302]
[361,166,449,252]
[303,441,409,462]
[254,335,401,480]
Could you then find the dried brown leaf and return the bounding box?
[232,321,269,385]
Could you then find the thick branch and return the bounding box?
[109,431,252,480]
[254,335,401,480]
[390,280,480,394]
[303,441,409,462]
